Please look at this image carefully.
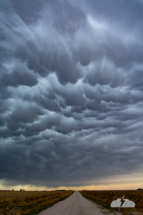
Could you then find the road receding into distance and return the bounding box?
[38,191,120,215]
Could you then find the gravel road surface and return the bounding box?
[38,191,119,215]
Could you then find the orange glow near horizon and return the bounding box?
[0,180,143,191]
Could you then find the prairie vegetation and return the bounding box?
[0,190,73,215]
[80,190,143,214]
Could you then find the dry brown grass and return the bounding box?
[80,190,143,214]
[0,190,73,215]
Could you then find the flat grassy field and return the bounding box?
[80,190,143,214]
[0,190,73,215]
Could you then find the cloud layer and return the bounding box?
[0,0,143,188]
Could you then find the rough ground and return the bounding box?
[38,191,127,215]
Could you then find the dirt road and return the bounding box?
[38,191,120,215]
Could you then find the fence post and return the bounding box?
[16,195,18,203]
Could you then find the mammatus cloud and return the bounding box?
[0,0,143,188]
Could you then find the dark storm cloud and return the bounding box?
[0,0,143,187]
[11,0,43,25]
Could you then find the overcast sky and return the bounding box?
[0,0,143,190]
